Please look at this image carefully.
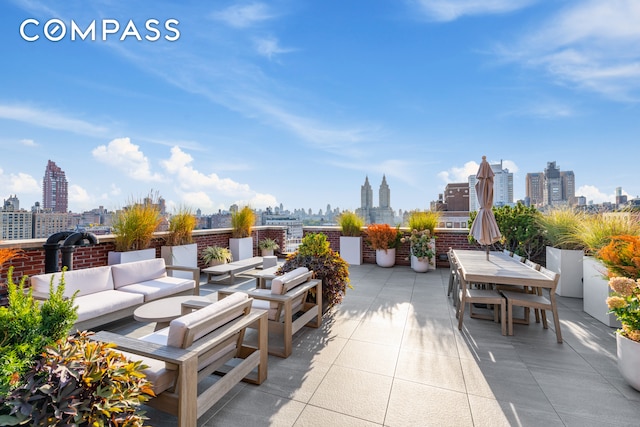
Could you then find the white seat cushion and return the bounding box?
[31,265,115,298]
[166,292,249,348]
[111,258,167,289]
[271,267,309,295]
[119,350,177,395]
[74,290,144,323]
[118,276,194,302]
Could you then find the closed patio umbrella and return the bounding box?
[469,156,502,260]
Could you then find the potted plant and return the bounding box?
[401,229,435,273]
[201,245,233,266]
[577,213,640,326]
[108,192,163,265]
[161,206,198,279]
[258,237,279,256]
[337,210,364,265]
[407,210,440,269]
[536,208,586,298]
[230,206,255,261]
[366,223,401,268]
[279,232,350,309]
[601,235,640,391]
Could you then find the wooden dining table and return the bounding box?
[452,249,554,290]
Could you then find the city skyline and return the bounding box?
[1,1,640,214]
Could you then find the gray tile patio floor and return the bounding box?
[104,264,640,426]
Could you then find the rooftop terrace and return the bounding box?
[103,264,640,426]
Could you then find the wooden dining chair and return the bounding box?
[524,259,541,271]
[512,253,525,263]
[456,268,506,335]
[503,248,513,256]
[501,267,563,343]
[447,249,459,306]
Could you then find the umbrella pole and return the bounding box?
[486,245,489,260]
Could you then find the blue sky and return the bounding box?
[1,0,639,215]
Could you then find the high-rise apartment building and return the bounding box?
[525,172,544,206]
[526,161,576,208]
[356,175,395,225]
[469,160,513,212]
[42,160,68,213]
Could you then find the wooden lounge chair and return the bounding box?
[457,268,506,335]
[501,267,563,343]
[91,292,268,427]
[218,267,322,358]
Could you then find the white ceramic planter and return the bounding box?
[583,256,621,327]
[546,246,583,298]
[340,236,363,265]
[617,333,640,391]
[375,248,396,268]
[161,243,197,279]
[411,255,430,273]
[107,248,156,265]
[229,237,253,261]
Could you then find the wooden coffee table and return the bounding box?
[134,295,214,330]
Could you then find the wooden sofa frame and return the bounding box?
[217,270,322,358]
[92,296,267,427]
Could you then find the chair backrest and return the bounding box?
[168,292,251,348]
[538,267,560,293]
[512,253,525,263]
[524,259,541,271]
[503,248,513,256]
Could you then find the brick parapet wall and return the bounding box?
[0,226,472,288]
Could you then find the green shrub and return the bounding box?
[407,210,440,234]
[166,206,197,246]
[575,213,640,255]
[536,207,586,250]
[0,331,154,426]
[0,267,77,396]
[113,192,163,251]
[258,238,280,251]
[337,211,364,237]
[201,246,233,264]
[280,233,351,307]
[231,206,255,238]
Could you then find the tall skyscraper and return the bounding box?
[526,161,576,208]
[379,175,390,208]
[42,160,68,213]
[361,176,373,210]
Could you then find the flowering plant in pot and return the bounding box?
[401,229,435,272]
[601,235,640,391]
[367,223,401,267]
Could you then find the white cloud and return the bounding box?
[0,168,40,197]
[577,184,614,204]
[68,184,93,211]
[438,160,479,183]
[159,146,277,210]
[412,0,536,22]
[20,139,37,147]
[254,36,295,60]
[212,2,275,28]
[496,0,640,100]
[0,103,108,136]
[92,137,164,182]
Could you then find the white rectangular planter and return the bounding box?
[340,236,363,265]
[229,237,253,261]
[546,246,583,298]
[161,243,198,279]
[583,256,621,328]
[107,248,156,265]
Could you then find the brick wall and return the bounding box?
[0,226,474,295]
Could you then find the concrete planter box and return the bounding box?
[583,256,620,327]
[161,243,198,279]
[340,236,363,265]
[107,248,156,265]
[229,237,253,261]
[546,246,583,298]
